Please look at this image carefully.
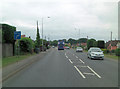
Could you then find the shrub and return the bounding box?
[115,48,120,56]
[111,50,115,53]
[18,37,34,53]
[101,49,109,54]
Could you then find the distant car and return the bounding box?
[76,47,83,52]
[87,47,104,60]
[52,46,55,48]
[65,46,70,49]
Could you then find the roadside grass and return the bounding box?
[104,54,119,60]
[2,53,35,67]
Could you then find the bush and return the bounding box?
[101,49,109,54]
[18,37,34,53]
[111,50,115,53]
[97,40,105,49]
[115,48,120,56]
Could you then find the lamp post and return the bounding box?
[41,17,50,51]
[75,28,80,46]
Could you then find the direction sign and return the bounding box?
[14,31,21,40]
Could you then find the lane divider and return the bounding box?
[74,66,86,78]
[75,56,78,58]
[87,66,101,78]
[69,59,73,64]
[79,59,85,64]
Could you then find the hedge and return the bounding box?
[115,48,120,56]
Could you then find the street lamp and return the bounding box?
[75,28,80,46]
[41,17,50,51]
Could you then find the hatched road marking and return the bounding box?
[74,66,86,78]
[79,59,85,64]
[87,66,101,78]
[68,59,73,64]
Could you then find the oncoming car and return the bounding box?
[87,47,104,60]
[76,47,83,52]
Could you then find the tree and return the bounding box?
[77,38,87,43]
[1,24,16,43]
[35,21,40,47]
[87,39,96,49]
[51,40,58,46]
[97,40,105,48]
[68,38,77,45]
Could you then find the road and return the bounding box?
[3,48,118,87]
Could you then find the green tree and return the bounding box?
[77,38,87,43]
[35,21,40,47]
[87,39,96,49]
[68,38,77,45]
[97,40,105,48]
[1,24,16,43]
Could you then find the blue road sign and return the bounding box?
[14,31,21,40]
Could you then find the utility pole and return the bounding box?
[111,31,112,41]
[79,29,80,46]
[110,31,112,55]
[42,18,43,51]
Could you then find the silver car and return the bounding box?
[87,47,104,60]
[76,47,83,52]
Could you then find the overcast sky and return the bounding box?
[1,0,119,41]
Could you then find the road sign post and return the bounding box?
[14,31,21,57]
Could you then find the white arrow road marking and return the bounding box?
[87,66,101,78]
[74,66,86,78]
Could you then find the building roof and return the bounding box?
[106,40,120,47]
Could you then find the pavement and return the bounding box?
[2,48,118,87]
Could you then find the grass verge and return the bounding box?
[104,54,119,60]
[2,53,35,67]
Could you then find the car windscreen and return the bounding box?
[91,49,101,52]
[77,47,82,49]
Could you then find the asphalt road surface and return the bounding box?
[3,48,118,87]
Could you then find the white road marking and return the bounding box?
[87,66,101,78]
[76,65,87,67]
[79,59,85,64]
[74,66,86,78]
[68,59,73,64]
[66,56,68,58]
[65,53,66,56]
[75,56,78,58]
[73,54,74,56]
[83,72,95,75]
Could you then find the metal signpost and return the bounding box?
[14,31,21,57]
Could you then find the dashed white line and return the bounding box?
[87,66,101,78]
[68,59,73,64]
[79,59,85,64]
[74,66,86,78]
[76,56,78,58]
[66,56,68,58]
